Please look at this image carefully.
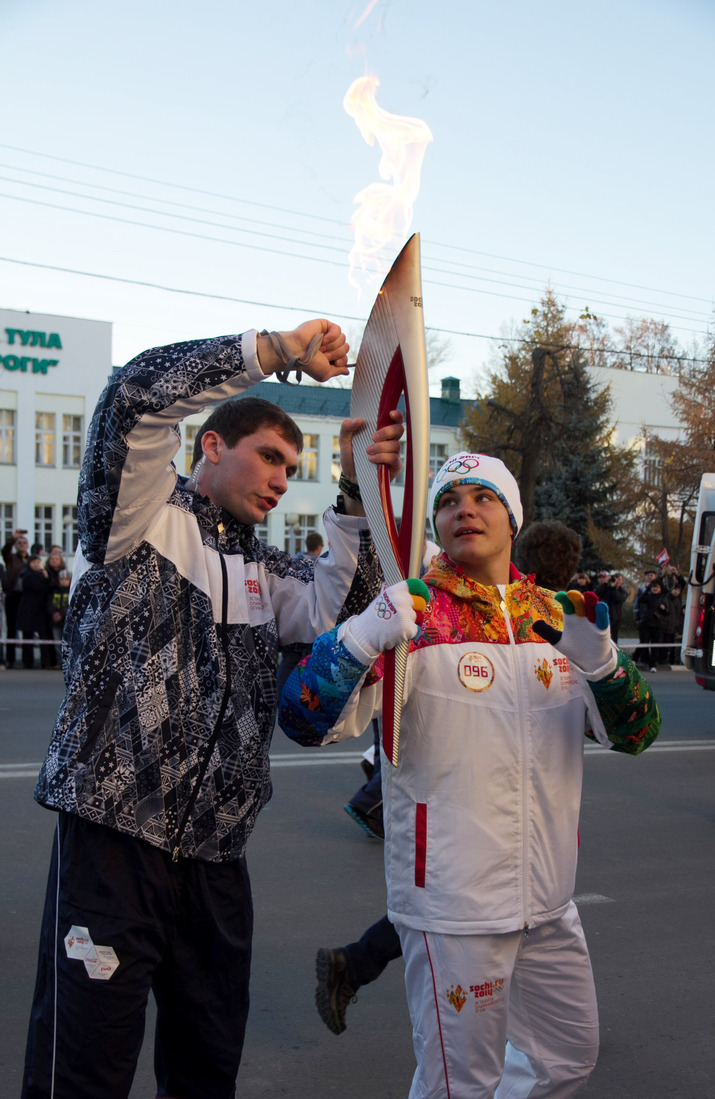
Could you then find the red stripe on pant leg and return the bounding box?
[415,803,427,887]
[423,931,451,1099]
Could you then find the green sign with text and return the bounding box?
[1,328,62,373]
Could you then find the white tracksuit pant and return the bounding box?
[397,902,599,1099]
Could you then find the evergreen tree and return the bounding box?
[533,355,636,573]
[461,290,641,571]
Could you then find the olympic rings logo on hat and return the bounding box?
[435,454,482,484]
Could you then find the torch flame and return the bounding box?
[344,74,433,296]
[353,0,380,29]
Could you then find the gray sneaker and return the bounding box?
[315,947,357,1035]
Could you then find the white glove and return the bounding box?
[532,590,618,680]
[340,581,422,665]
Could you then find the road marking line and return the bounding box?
[3,742,714,779]
[573,894,615,905]
[271,752,368,767]
[584,740,715,755]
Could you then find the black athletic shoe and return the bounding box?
[315,948,357,1035]
[344,802,384,840]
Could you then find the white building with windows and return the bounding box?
[0,308,469,563]
[0,308,112,560]
[1,303,687,567]
[179,378,470,555]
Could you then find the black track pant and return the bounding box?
[22,813,253,1099]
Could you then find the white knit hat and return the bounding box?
[430,452,523,542]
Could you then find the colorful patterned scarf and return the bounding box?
[417,553,562,648]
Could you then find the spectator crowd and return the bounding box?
[566,562,686,670]
[0,526,689,675]
[1,531,71,669]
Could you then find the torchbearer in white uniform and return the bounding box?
[279,451,661,1099]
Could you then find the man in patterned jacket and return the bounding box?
[22,319,403,1099]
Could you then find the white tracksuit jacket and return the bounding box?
[279,559,660,935]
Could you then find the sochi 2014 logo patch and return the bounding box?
[470,978,506,1014]
[534,657,553,689]
[447,977,506,1014]
[446,984,468,1012]
[458,651,495,692]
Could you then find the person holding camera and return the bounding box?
[637,577,669,671]
[16,555,54,669]
[594,571,628,642]
[2,530,32,668]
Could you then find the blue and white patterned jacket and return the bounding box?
[34,330,381,861]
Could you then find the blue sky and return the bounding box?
[1,0,713,392]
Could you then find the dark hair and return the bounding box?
[305,532,324,553]
[513,521,583,591]
[191,396,303,469]
[28,554,42,565]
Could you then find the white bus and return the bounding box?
[682,472,715,691]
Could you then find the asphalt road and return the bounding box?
[1,666,713,1098]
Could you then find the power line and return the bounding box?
[0,191,350,266]
[0,181,350,258]
[0,168,353,248]
[1,255,710,365]
[0,170,351,251]
[1,169,707,324]
[0,254,363,319]
[1,142,712,312]
[0,142,348,226]
[428,240,714,308]
[424,264,710,324]
[0,190,709,338]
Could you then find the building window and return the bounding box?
[62,414,84,468]
[35,413,55,467]
[295,435,319,481]
[62,506,79,555]
[184,425,199,475]
[34,505,54,552]
[284,513,319,557]
[254,521,269,544]
[0,409,15,464]
[331,435,341,482]
[0,502,15,544]
[429,443,448,481]
[642,443,663,489]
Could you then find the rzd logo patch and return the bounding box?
[458,652,495,692]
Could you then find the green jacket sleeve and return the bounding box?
[587,649,660,754]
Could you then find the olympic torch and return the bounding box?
[350,233,430,766]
